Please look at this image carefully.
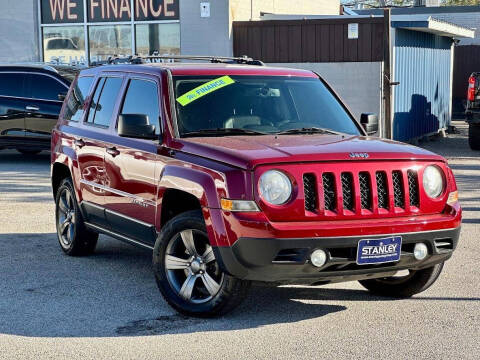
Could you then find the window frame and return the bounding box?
[116,75,163,137]
[84,74,125,129]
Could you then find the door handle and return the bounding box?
[74,139,85,148]
[25,105,40,111]
[106,146,120,157]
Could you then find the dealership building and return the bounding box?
[0,0,340,64]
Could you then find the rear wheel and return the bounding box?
[55,177,98,256]
[468,124,480,150]
[359,263,444,298]
[17,149,42,155]
[153,210,250,317]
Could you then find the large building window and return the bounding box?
[43,26,86,64]
[136,23,180,56]
[89,25,132,63]
[39,0,180,64]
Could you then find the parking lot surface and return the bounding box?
[0,123,479,359]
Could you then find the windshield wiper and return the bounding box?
[275,127,341,135]
[182,128,268,137]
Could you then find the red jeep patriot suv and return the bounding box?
[51,56,461,317]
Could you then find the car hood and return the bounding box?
[175,134,445,170]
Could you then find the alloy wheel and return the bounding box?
[165,229,223,304]
[57,188,76,247]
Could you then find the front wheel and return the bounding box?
[359,263,444,298]
[468,124,480,150]
[153,210,250,317]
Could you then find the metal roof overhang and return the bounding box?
[391,16,474,39]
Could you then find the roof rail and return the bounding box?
[90,54,265,67]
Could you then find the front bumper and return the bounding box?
[214,227,460,284]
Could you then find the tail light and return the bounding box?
[468,76,476,102]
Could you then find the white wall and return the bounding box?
[268,62,383,128]
[0,0,39,62]
[180,0,340,57]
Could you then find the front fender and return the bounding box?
[158,165,226,209]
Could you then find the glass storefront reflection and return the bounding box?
[88,25,132,63]
[43,26,86,64]
[135,23,180,56]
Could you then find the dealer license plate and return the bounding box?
[356,236,402,265]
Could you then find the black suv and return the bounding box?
[0,64,81,155]
[466,72,480,150]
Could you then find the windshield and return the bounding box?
[173,75,361,137]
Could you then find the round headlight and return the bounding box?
[259,170,292,205]
[423,165,444,198]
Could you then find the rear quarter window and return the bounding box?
[64,76,94,122]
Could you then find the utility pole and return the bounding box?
[383,8,393,139]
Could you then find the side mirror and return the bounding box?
[118,114,157,140]
[360,113,379,135]
[58,92,67,101]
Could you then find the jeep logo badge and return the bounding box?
[349,152,369,159]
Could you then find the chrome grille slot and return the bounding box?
[407,170,420,207]
[341,172,354,211]
[303,173,317,212]
[322,173,336,212]
[376,171,389,209]
[359,172,372,210]
[392,171,405,208]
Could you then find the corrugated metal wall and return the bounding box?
[393,29,452,141]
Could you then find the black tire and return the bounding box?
[359,262,444,298]
[17,149,42,155]
[55,177,98,256]
[153,210,250,317]
[468,124,480,150]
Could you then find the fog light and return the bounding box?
[414,243,428,260]
[310,249,327,268]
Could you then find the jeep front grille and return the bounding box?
[302,167,420,214]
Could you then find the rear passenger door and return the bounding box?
[24,73,69,138]
[0,72,27,139]
[76,75,124,228]
[103,75,161,245]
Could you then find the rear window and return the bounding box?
[0,73,27,97]
[64,76,93,122]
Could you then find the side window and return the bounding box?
[26,74,68,101]
[64,77,94,122]
[86,77,123,127]
[87,77,106,124]
[0,73,27,97]
[120,79,160,134]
